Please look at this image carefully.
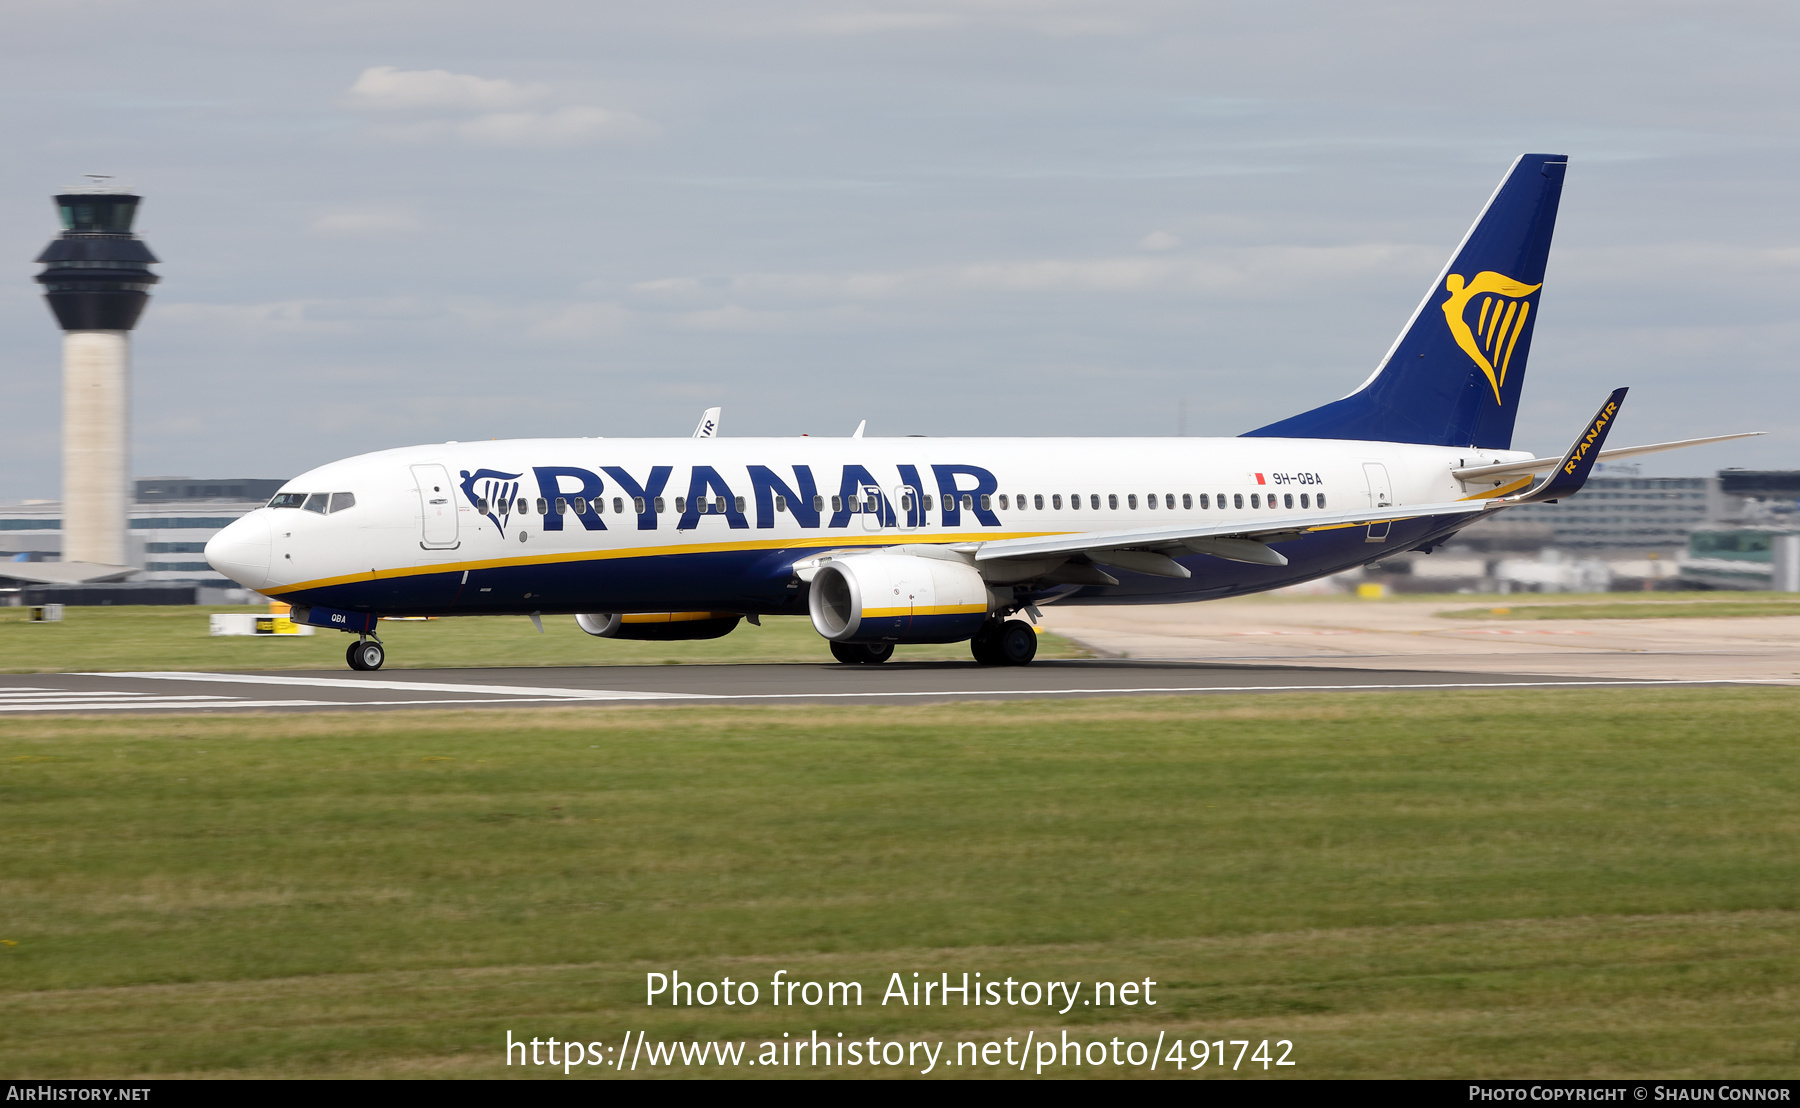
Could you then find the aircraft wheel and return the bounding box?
[970,623,1004,666]
[860,641,894,664]
[348,639,385,671]
[996,620,1039,666]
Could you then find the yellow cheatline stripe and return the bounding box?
[1459,475,1532,501]
[862,604,988,618]
[262,529,1075,596]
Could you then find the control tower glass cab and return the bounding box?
[36,189,160,331]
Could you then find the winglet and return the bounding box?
[1505,388,1627,504]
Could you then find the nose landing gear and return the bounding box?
[346,637,385,671]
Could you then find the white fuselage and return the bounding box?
[205,435,1530,617]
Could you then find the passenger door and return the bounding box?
[412,463,460,549]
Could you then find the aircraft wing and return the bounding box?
[968,498,1495,574]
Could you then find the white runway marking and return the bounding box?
[1,674,1757,714]
[87,672,696,700]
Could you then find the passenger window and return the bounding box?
[517,498,529,516]
[775,494,788,513]
[476,498,489,514]
[571,497,586,515]
[998,494,1009,510]
[1284,493,1293,509]
[635,497,647,514]
[1250,494,1260,509]
[980,494,991,511]
[303,492,329,514]
[1147,494,1157,509]
[554,497,568,515]
[1090,494,1101,510]
[329,492,356,513]
[1128,494,1138,510]
[831,496,843,513]
[813,495,825,511]
[1317,493,1326,509]
[1233,493,1244,509]
[1034,494,1044,510]
[1300,493,1309,508]
[899,494,912,512]
[268,492,306,509]
[1051,494,1062,510]
[675,497,687,513]
[721,496,732,514]
[536,498,549,515]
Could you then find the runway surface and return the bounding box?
[0,661,1742,715]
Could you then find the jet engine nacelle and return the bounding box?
[576,612,741,641]
[808,553,993,644]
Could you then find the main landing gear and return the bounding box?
[830,641,895,664]
[971,619,1038,666]
[346,637,385,671]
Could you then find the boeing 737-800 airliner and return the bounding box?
[205,154,1758,671]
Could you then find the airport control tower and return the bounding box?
[35,180,159,567]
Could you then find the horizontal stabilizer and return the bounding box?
[1452,430,1765,482]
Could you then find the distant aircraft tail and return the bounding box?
[1245,153,1568,450]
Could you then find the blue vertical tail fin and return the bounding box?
[1245,153,1567,450]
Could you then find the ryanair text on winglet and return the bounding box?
[1564,400,1619,476]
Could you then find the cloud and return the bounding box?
[347,66,548,111]
[344,67,653,147]
[1139,230,1181,252]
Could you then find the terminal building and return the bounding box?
[0,478,282,602]
[1346,466,1800,594]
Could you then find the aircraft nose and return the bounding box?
[205,513,271,590]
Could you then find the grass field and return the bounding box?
[0,605,1087,673]
[4,688,1798,1078]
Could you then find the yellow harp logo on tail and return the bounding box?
[1441,271,1542,404]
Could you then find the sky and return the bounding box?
[1,0,1796,499]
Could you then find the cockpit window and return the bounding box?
[329,492,357,514]
[269,492,307,509]
[302,493,330,514]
